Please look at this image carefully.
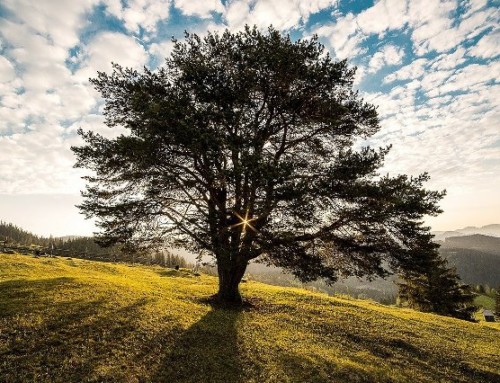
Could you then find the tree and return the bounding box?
[397,244,475,321]
[73,26,448,304]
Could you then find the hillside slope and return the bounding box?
[438,234,500,286]
[441,247,500,286]
[442,234,500,254]
[0,253,499,383]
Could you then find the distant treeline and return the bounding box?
[0,221,48,246]
[0,221,190,268]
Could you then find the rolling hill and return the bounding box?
[441,234,500,254]
[439,234,500,287]
[0,253,499,383]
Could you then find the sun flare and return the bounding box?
[233,210,257,233]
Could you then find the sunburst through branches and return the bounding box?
[232,209,257,236]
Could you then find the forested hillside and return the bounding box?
[0,221,47,246]
[0,221,190,268]
[440,235,500,287]
[442,234,500,254]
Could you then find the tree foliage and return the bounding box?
[397,244,475,321]
[73,26,453,304]
[0,221,46,246]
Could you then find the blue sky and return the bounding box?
[0,0,498,236]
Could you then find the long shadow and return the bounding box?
[3,277,497,382]
[0,277,76,317]
[1,277,245,383]
[150,306,245,383]
[0,277,149,383]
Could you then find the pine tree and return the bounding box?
[398,246,475,321]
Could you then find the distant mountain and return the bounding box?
[433,224,500,240]
[432,231,463,241]
[437,234,500,287]
[442,234,500,254]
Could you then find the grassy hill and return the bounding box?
[0,253,499,383]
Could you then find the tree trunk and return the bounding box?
[216,260,248,304]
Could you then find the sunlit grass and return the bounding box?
[0,253,499,383]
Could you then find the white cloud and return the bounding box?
[315,0,495,61]
[368,45,405,73]
[468,29,500,59]
[452,7,498,44]
[0,124,83,194]
[430,47,466,70]
[149,40,176,62]
[0,56,15,82]
[225,0,337,31]
[0,20,68,68]
[419,69,453,95]
[225,1,252,29]
[105,0,171,34]
[344,0,497,57]
[314,13,366,59]
[434,61,500,95]
[1,0,98,49]
[407,0,456,55]
[383,58,428,83]
[362,55,500,204]
[75,32,149,80]
[462,0,488,18]
[408,1,498,55]
[356,0,408,35]
[175,0,224,18]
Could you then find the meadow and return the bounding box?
[0,253,499,383]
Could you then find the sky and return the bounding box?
[0,0,498,237]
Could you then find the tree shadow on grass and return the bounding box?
[149,304,245,383]
[0,277,150,383]
[0,277,76,317]
[3,278,498,383]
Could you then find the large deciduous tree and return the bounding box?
[73,27,448,305]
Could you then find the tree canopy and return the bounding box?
[397,245,475,320]
[73,26,450,305]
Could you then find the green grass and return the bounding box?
[0,253,499,383]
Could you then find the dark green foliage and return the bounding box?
[398,249,475,321]
[0,221,47,246]
[73,26,455,305]
[151,251,189,268]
